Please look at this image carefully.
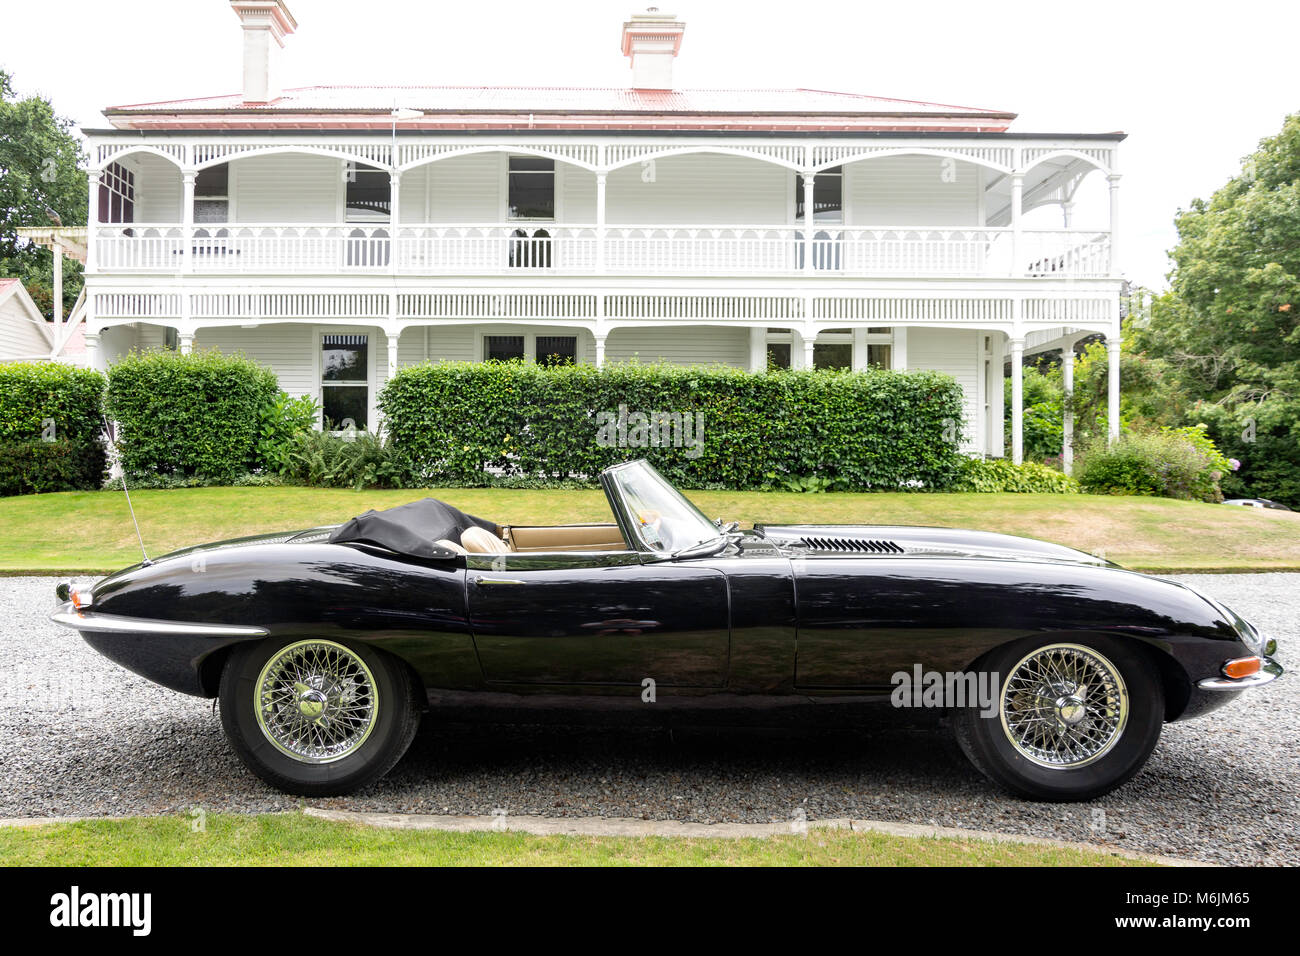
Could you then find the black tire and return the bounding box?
[954,635,1163,802]
[219,636,421,796]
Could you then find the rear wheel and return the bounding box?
[954,637,1163,801]
[219,637,421,796]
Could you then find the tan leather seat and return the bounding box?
[434,538,467,555]
[460,526,510,554]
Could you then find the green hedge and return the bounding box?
[0,438,106,496]
[105,350,280,482]
[0,362,107,496]
[0,361,105,444]
[380,361,965,490]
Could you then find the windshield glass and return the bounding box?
[606,461,722,554]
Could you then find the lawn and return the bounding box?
[1,485,1297,574]
[0,813,1153,866]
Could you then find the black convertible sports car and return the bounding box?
[52,460,1281,800]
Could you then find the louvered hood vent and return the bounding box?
[798,536,905,554]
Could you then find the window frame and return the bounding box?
[314,328,376,434]
[478,330,582,364]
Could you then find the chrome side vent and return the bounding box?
[799,536,905,554]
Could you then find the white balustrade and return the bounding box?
[90,223,1112,278]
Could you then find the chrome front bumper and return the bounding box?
[50,601,268,638]
[1197,656,1284,691]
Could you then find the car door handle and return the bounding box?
[473,576,526,586]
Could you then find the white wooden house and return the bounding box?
[69,2,1124,465]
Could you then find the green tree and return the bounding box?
[0,69,88,319]
[1135,113,1300,504]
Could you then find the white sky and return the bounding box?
[3,0,1298,290]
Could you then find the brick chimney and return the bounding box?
[621,8,685,90]
[230,0,297,104]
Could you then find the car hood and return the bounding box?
[755,524,1113,567]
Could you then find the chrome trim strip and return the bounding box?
[1197,658,1283,691]
[50,602,268,638]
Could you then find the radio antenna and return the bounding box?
[103,416,151,567]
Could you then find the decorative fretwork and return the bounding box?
[399,293,599,320]
[603,295,804,322]
[814,297,1012,323]
[189,292,389,319]
[810,144,1014,171]
[1022,298,1115,324]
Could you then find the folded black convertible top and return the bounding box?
[328,498,498,558]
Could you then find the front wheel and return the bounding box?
[219,637,421,796]
[954,637,1164,801]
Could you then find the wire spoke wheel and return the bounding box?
[999,643,1129,769]
[255,640,379,764]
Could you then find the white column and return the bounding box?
[800,331,816,370]
[851,327,868,371]
[1107,174,1121,275]
[1009,172,1024,276]
[85,169,101,275]
[178,331,194,355]
[892,326,908,370]
[1061,200,1074,229]
[51,238,63,347]
[748,326,767,372]
[84,332,100,372]
[1010,336,1025,464]
[181,169,196,274]
[387,330,400,380]
[595,172,607,274]
[1061,341,1075,475]
[802,172,816,274]
[1107,333,1121,443]
[389,169,401,275]
[594,333,607,368]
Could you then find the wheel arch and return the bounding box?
[960,630,1192,722]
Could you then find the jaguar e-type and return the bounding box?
[51,459,1282,800]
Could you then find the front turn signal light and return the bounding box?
[1222,657,1262,680]
[70,590,94,610]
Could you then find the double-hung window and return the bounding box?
[321,334,369,431]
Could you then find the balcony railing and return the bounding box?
[92,223,1113,278]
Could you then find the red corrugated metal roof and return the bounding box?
[103,85,1016,132]
[108,85,1012,115]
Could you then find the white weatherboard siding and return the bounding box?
[604,326,750,367]
[0,299,49,359]
[846,156,981,226]
[233,154,341,223]
[131,154,182,222]
[905,327,981,452]
[605,155,789,225]
[398,154,501,223]
[179,153,994,227]
[194,324,316,397]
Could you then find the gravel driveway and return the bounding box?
[1,573,1293,865]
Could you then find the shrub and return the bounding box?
[1076,425,1230,502]
[0,361,105,444]
[256,391,319,474]
[104,349,280,483]
[0,438,106,496]
[0,362,107,496]
[274,429,411,490]
[379,361,965,491]
[950,457,1079,494]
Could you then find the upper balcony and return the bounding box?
[94,223,1111,279]
[85,138,1121,283]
